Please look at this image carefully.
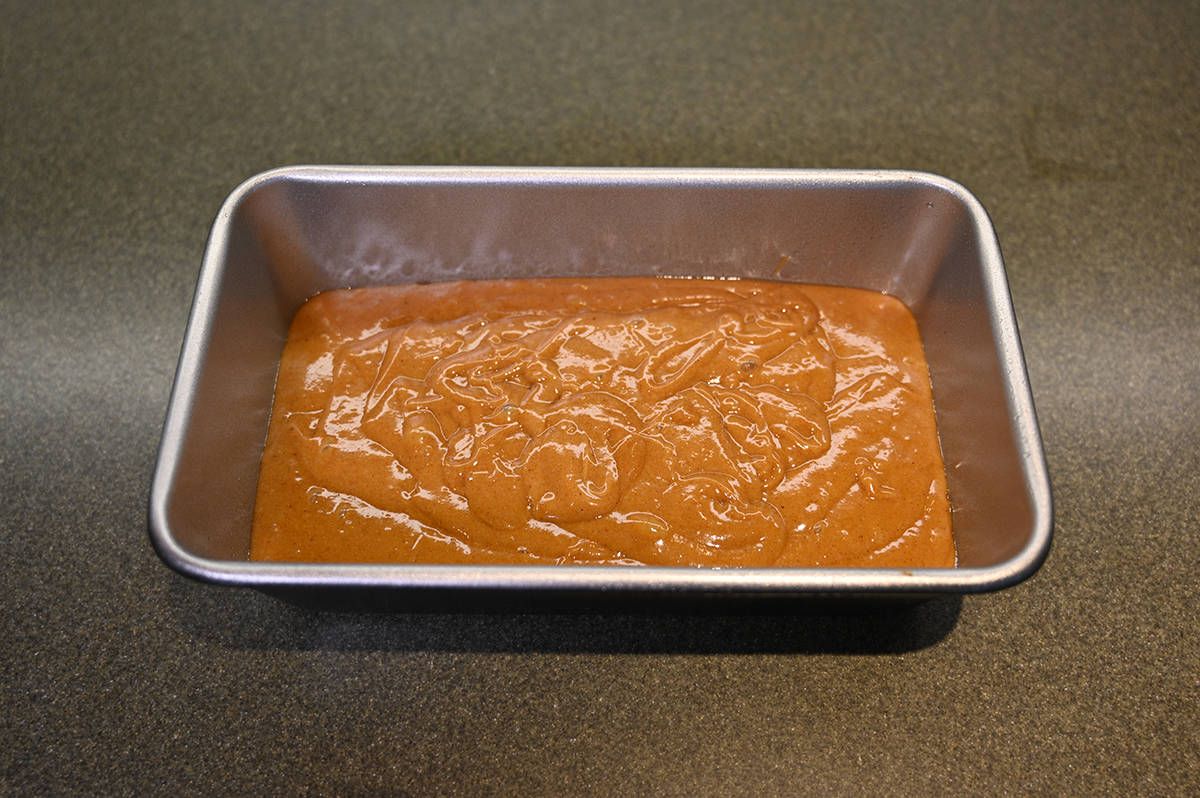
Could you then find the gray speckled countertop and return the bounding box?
[3,1,1198,794]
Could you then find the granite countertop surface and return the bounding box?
[3,1,1197,794]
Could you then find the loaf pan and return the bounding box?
[149,166,1052,606]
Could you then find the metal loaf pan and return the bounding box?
[149,166,1052,607]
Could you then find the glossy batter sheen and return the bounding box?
[250,278,955,567]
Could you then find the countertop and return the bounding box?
[3,1,1197,794]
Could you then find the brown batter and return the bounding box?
[250,278,955,567]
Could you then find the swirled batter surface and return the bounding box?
[250,278,955,567]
